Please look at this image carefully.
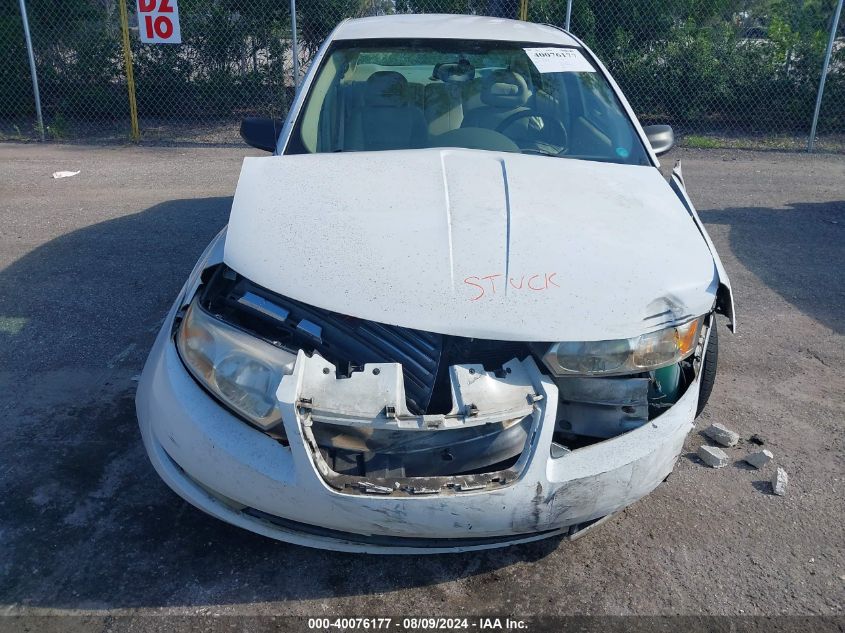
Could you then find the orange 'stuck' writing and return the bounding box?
[464,273,560,301]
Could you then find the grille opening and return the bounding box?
[200,264,532,416]
[314,416,531,478]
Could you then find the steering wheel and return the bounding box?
[494,109,568,156]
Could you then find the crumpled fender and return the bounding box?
[669,161,736,332]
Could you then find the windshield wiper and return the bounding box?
[520,147,559,157]
[557,154,624,164]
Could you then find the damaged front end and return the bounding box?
[148,263,712,537]
[177,265,547,492]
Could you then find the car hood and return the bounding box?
[224,149,717,341]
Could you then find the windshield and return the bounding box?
[285,39,650,166]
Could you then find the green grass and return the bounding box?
[0,124,29,142]
[48,113,70,140]
[682,135,722,149]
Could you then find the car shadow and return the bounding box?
[0,196,560,610]
[698,200,845,335]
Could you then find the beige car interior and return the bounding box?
[309,58,620,156]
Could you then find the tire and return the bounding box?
[696,320,718,417]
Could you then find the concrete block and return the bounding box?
[698,445,729,468]
[772,467,788,496]
[703,423,740,447]
[744,449,774,469]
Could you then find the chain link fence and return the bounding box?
[1,0,843,149]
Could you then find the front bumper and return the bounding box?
[136,304,700,554]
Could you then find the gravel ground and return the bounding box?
[0,143,843,623]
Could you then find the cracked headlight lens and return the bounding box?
[538,317,703,376]
[176,298,295,429]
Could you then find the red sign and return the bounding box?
[137,0,181,44]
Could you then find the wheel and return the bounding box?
[696,320,718,417]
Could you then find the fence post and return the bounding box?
[565,0,573,31]
[808,0,843,152]
[118,0,140,142]
[290,0,300,93]
[18,0,44,141]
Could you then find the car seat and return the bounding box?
[424,82,463,136]
[361,71,428,151]
[461,69,532,133]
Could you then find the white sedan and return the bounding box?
[136,14,735,553]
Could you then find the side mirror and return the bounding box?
[240,117,283,152]
[643,124,674,156]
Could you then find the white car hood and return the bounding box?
[224,149,717,341]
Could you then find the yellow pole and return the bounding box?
[118,0,140,142]
[519,0,528,21]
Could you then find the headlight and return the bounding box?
[176,298,296,429]
[537,317,703,376]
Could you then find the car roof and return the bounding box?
[331,14,580,47]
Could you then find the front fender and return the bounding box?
[669,161,736,332]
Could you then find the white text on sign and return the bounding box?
[137,0,182,44]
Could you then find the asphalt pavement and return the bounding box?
[0,143,843,622]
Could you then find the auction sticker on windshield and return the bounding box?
[524,47,595,73]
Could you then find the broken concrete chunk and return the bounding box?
[744,449,774,469]
[772,467,788,496]
[703,423,740,447]
[698,445,729,468]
